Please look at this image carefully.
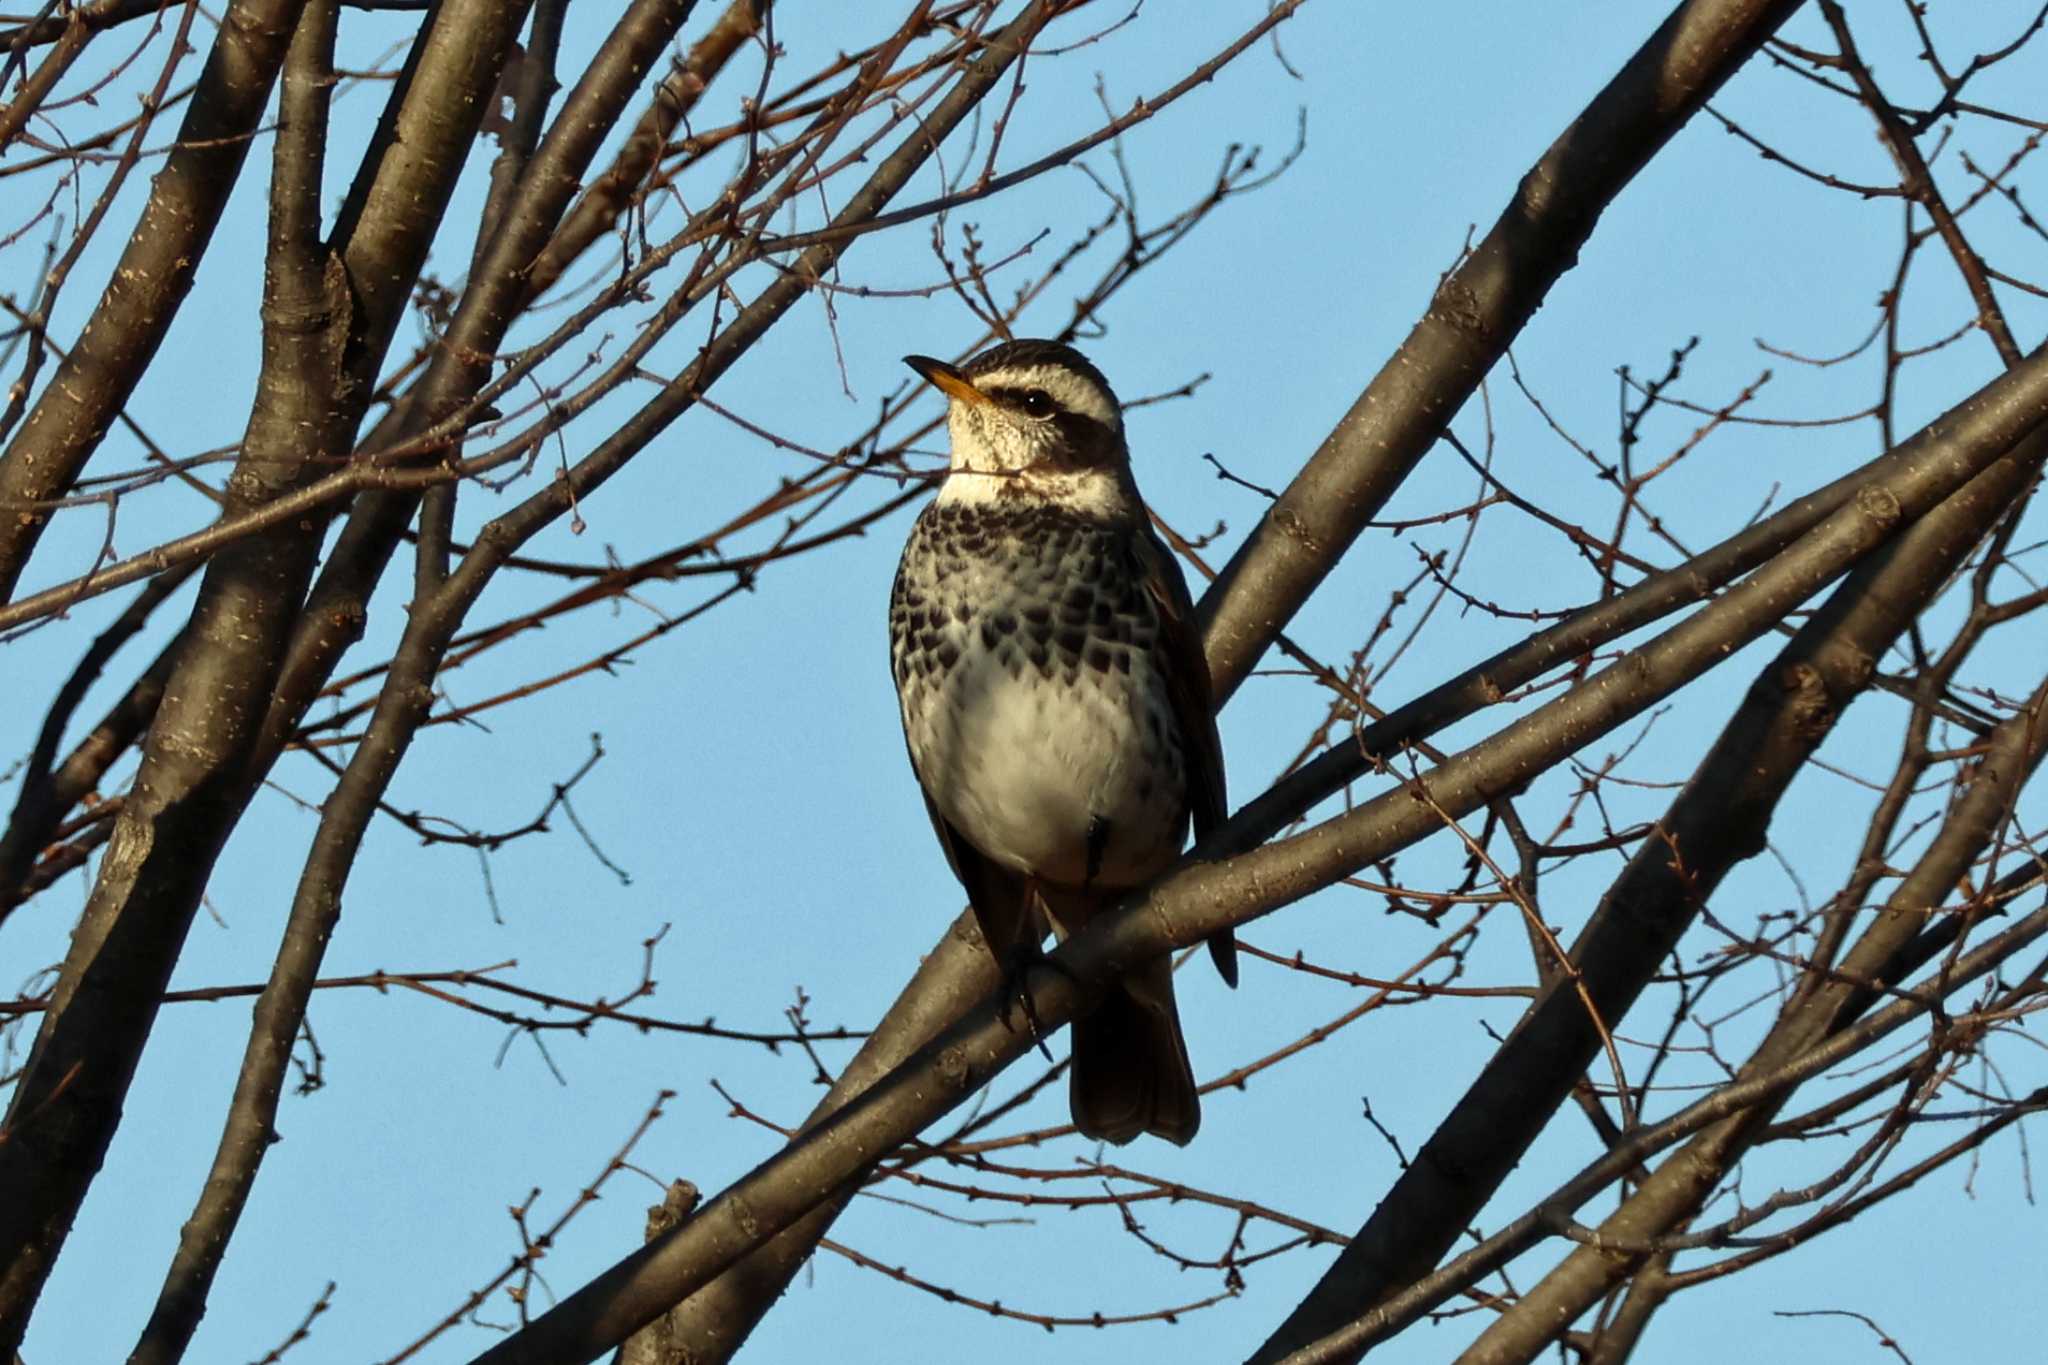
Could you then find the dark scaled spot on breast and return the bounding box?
[1086,645,1113,674]
[936,641,960,670]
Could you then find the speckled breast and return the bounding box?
[890,500,1190,888]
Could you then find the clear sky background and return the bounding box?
[3,3,2044,1362]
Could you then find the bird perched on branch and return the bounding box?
[889,338,1235,1145]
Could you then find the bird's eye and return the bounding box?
[1018,389,1056,417]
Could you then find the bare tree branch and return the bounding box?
[0,0,301,601]
[1199,0,1812,708]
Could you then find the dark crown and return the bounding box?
[961,339,1118,408]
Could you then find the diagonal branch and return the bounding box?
[1454,451,2048,1363]
[0,0,533,1349]
[1266,895,2048,1364]
[0,0,305,602]
[174,9,1073,1363]
[1198,0,1809,707]
[0,563,194,918]
[470,318,2048,1365]
[1250,396,2048,1363]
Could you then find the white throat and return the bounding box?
[934,463,1132,521]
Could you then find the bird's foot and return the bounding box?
[996,942,1081,1063]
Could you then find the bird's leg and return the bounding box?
[991,877,1090,1063]
[996,939,1058,1063]
[1083,815,1110,888]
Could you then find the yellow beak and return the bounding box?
[904,354,990,406]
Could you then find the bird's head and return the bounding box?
[905,340,1140,520]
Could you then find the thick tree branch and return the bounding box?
[122,7,344,1361]
[525,0,768,303]
[173,11,1057,1363]
[471,329,2048,1365]
[113,6,717,1357]
[0,0,531,1347]
[1266,896,2048,1364]
[0,565,194,918]
[1262,412,2048,1364]
[0,0,306,602]
[1198,0,1809,706]
[1457,458,2048,1362]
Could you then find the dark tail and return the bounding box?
[1069,955,1199,1145]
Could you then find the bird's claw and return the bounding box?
[996,943,1081,1063]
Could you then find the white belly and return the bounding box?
[891,502,1189,888]
[907,643,1181,886]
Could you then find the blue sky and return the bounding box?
[4,3,2044,1362]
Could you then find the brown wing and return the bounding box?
[1133,523,1238,988]
[916,787,1040,967]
